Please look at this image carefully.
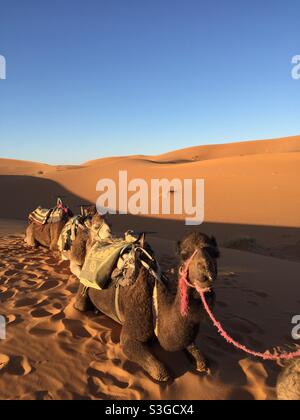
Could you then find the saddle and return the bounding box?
[28,198,71,225]
[58,215,87,252]
[80,234,159,291]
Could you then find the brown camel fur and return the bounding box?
[25,200,74,251]
[73,231,220,382]
[25,219,70,251]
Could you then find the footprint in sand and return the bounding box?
[30,308,53,318]
[28,322,57,337]
[62,319,92,339]
[6,314,24,326]
[51,310,65,322]
[3,269,18,277]
[14,297,38,308]
[1,355,33,376]
[0,290,16,300]
[37,280,61,291]
[87,362,142,400]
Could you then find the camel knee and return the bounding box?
[25,226,37,247]
[50,241,58,251]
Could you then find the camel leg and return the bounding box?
[70,261,81,278]
[50,239,58,251]
[25,226,38,248]
[185,343,209,374]
[121,335,170,382]
[74,283,94,312]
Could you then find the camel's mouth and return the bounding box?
[198,286,212,293]
[194,282,212,293]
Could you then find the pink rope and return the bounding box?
[179,250,198,317]
[56,203,69,214]
[179,251,300,361]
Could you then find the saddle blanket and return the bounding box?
[58,216,83,252]
[29,206,65,225]
[80,238,134,290]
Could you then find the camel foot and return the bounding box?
[196,364,211,376]
[148,362,171,382]
[121,337,171,383]
[185,343,210,375]
[74,295,93,312]
[74,284,93,312]
[73,300,88,312]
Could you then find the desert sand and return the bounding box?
[0,135,300,400]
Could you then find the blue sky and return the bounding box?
[0,0,299,164]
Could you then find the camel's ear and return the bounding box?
[176,240,189,259]
[140,233,145,248]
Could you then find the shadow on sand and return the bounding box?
[0,175,299,257]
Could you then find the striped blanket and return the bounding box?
[29,206,66,225]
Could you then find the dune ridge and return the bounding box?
[1,136,299,227]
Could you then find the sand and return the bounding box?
[0,135,300,400]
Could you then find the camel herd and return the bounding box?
[23,201,300,398]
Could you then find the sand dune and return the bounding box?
[153,135,300,163]
[0,135,300,400]
[0,158,52,176]
[1,135,299,228]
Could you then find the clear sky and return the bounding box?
[0,0,300,164]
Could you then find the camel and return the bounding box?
[277,358,300,400]
[73,231,220,382]
[25,200,73,251]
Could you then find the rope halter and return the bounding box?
[179,249,300,361]
[179,249,212,317]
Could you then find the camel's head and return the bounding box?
[177,232,220,292]
[89,213,112,241]
[80,205,97,219]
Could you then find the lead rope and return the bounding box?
[179,251,300,361]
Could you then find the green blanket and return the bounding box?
[80,239,132,290]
